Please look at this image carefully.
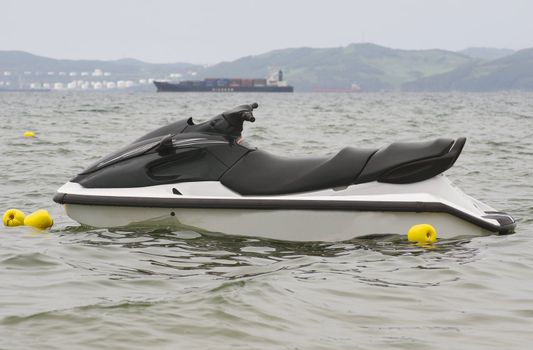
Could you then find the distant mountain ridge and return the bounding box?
[1,44,531,91]
[0,50,200,76]
[199,43,473,91]
[404,48,533,91]
[459,47,515,61]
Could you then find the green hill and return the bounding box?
[200,43,472,91]
[459,47,514,61]
[403,48,533,91]
[2,45,532,92]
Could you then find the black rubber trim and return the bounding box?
[482,212,516,234]
[53,192,516,234]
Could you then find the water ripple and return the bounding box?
[1,92,532,349]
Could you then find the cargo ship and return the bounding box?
[154,70,293,93]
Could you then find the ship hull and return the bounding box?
[154,81,293,93]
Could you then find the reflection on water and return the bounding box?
[57,227,482,288]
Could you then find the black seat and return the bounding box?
[355,138,465,184]
[221,147,376,195]
[221,138,466,195]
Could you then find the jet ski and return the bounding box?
[54,103,516,241]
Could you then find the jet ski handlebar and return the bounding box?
[132,103,260,143]
[222,102,258,124]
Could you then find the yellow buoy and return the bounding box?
[23,131,36,138]
[24,209,53,230]
[3,209,26,227]
[407,224,437,244]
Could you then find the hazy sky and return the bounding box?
[3,0,533,63]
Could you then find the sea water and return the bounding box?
[0,92,532,349]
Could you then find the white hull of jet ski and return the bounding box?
[55,175,514,241]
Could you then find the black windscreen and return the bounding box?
[148,148,227,182]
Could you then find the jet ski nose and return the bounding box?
[482,212,516,234]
